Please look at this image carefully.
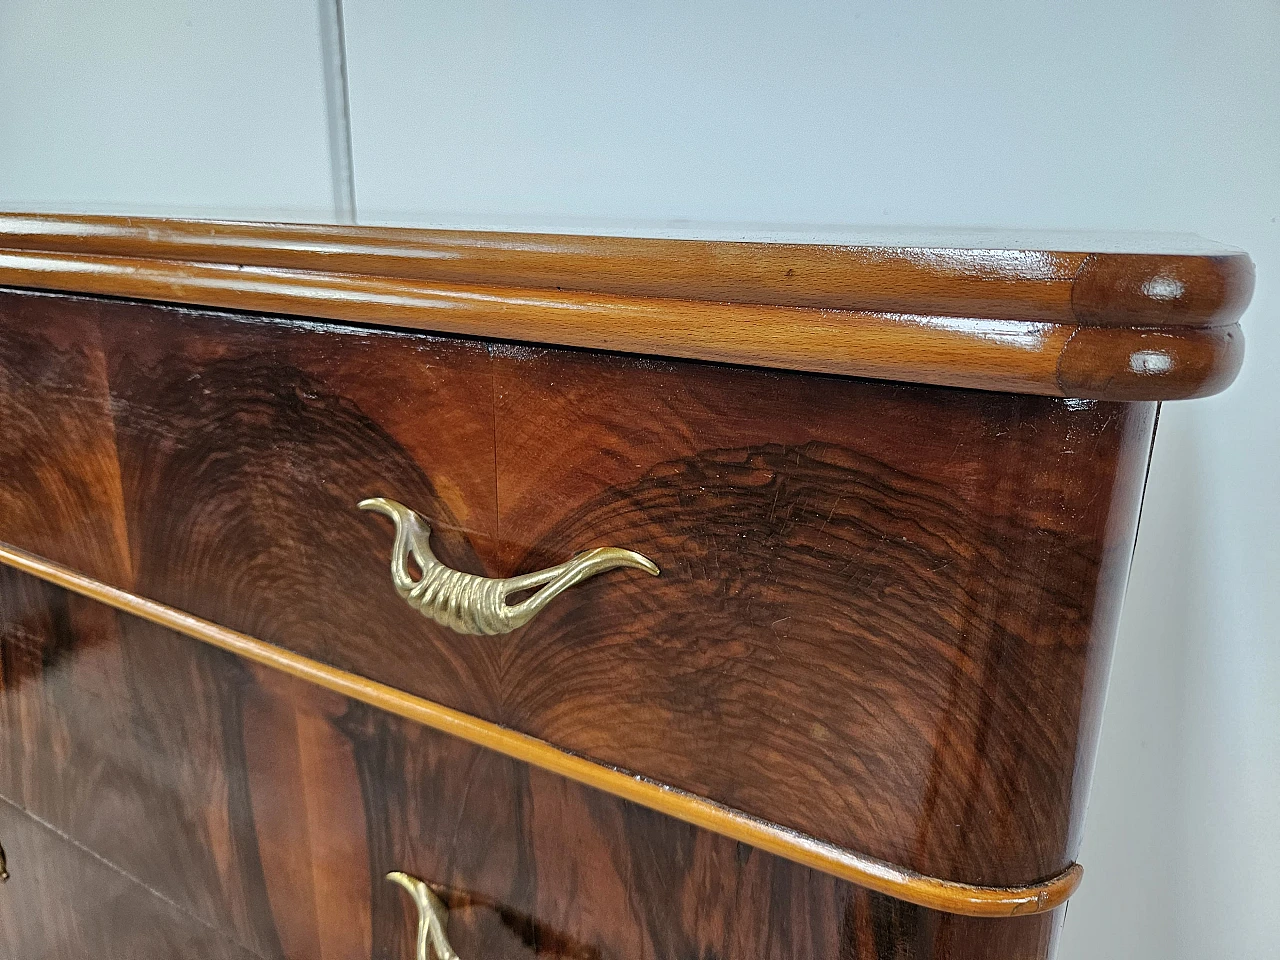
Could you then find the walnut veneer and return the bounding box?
[0,216,1252,960]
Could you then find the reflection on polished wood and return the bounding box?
[0,564,1066,958]
[0,539,1081,918]
[0,796,259,960]
[0,212,1253,325]
[0,212,1251,399]
[0,289,1152,889]
[0,218,1252,960]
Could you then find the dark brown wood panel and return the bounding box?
[0,565,1065,959]
[0,291,131,585]
[0,289,1156,889]
[86,293,514,715]
[488,346,1155,888]
[0,797,261,960]
[0,537,1083,916]
[0,560,289,958]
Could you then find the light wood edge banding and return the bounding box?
[0,541,1082,917]
[0,212,1255,329]
[0,248,1242,399]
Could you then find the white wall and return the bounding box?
[340,7,1278,954]
[0,0,335,220]
[2,3,1277,957]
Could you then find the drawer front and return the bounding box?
[0,288,1153,887]
[0,797,260,960]
[488,345,1152,887]
[0,566,1063,960]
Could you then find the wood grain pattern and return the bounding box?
[1071,251,1255,328]
[0,797,261,960]
[94,296,513,715]
[490,345,1156,887]
[0,212,1253,399]
[0,563,1067,959]
[0,291,132,584]
[0,560,289,958]
[0,212,1253,326]
[0,289,1153,891]
[0,537,1081,917]
[1055,324,1243,400]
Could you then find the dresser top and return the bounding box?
[0,212,1251,400]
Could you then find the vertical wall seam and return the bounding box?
[318,0,357,223]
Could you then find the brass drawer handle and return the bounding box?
[387,872,460,960]
[360,497,658,635]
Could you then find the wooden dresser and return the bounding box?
[0,215,1251,959]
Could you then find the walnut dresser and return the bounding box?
[0,214,1251,960]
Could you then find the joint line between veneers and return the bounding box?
[0,793,272,960]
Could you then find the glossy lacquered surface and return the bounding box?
[0,566,1065,960]
[0,213,1252,399]
[0,213,1255,324]
[0,288,1155,891]
[0,538,1083,917]
[0,796,260,960]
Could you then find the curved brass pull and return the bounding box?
[360,497,658,635]
[387,872,460,960]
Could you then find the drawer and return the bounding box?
[487,345,1154,888]
[0,287,1153,889]
[0,565,1062,960]
[0,797,258,960]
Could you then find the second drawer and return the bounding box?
[0,565,1062,959]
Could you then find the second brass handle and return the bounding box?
[387,872,459,960]
[360,497,659,635]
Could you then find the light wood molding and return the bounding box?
[0,539,1081,918]
[0,212,1251,400]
